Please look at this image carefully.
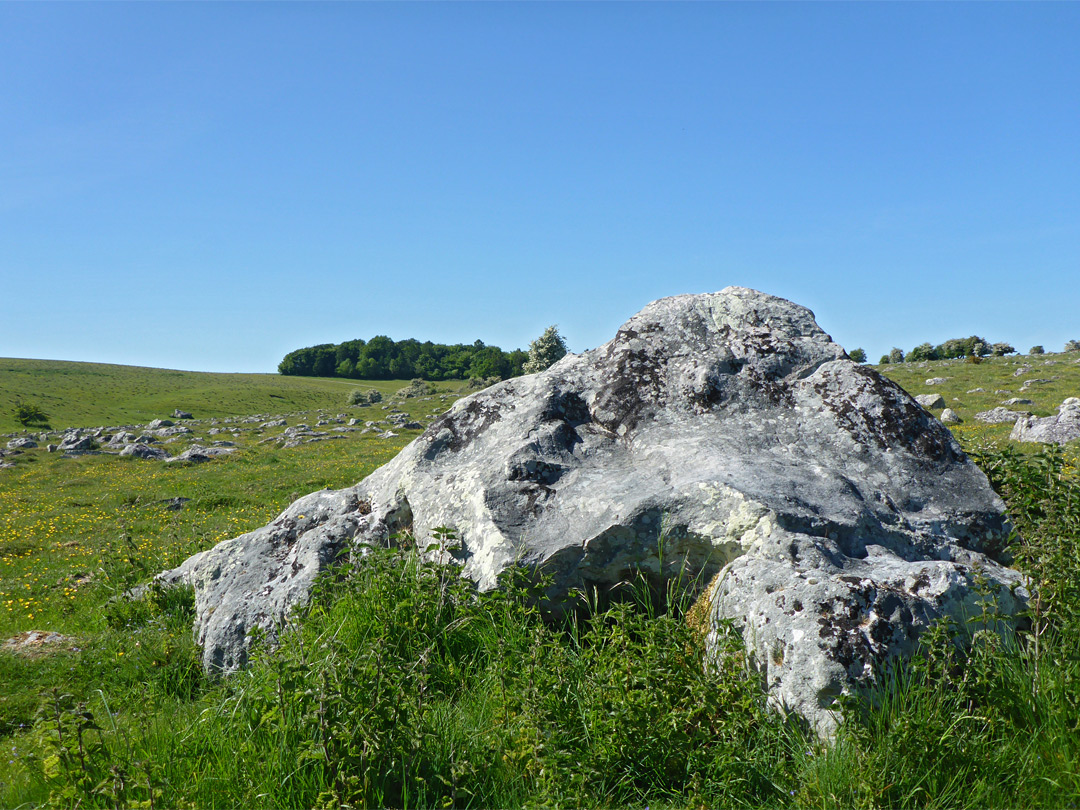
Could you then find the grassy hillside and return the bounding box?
[875,350,1080,445]
[0,355,1078,807]
[0,358,406,434]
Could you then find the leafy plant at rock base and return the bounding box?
[848,348,867,363]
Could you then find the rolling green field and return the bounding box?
[0,355,1078,808]
[0,358,403,435]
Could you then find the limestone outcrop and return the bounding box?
[156,287,1025,736]
[1010,398,1080,445]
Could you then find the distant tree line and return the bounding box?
[278,337,530,380]
[876,336,1080,365]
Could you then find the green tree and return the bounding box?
[13,401,49,428]
[907,342,938,362]
[1030,345,1046,356]
[992,342,1016,356]
[1064,339,1080,353]
[888,347,905,364]
[848,348,867,363]
[523,325,568,374]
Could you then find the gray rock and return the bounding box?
[156,287,1024,737]
[940,408,962,424]
[151,426,193,438]
[1019,378,1054,391]
[107,431,138,447]
[1000,398,1033,407]
[925,377,947,386]
[174,410,194,420]
[46,445,58,453]
[915,394,946,410]
[260,419,287,428]
[165,445,236,463]
[967,388,986,393]
[6,438,37,450]
[1010,398,1080,445]
[120,443,171,460]
[59,432,96,452]
[974,407,1031,424]
[148,419,174,429]
[1013,367,1031,377]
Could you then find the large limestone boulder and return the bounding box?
[1011,398,1080,445]
[156,287,1025,736]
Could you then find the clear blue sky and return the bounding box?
[2,2,1077,372]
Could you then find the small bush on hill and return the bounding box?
[1064,339,1080,353]
[848,348,867,363]
[13,400,49,428]
[346,389,382,407]
[395,378,436,399]
[1030,345,1045,355]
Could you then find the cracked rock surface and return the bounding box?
[156,287,1025,734]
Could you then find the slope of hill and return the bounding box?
[0,358,406,434]
[875,351,1080,445]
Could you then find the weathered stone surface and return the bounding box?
[1010,398,1080,445]
[151,426,194,438]
[107,431,138,447]
[165,445,236,463]
[120,443,170,460]
[3,630,80,656]
[1000,398,1033,407]
[940,408,962,424]
[174,410,194,420]
[157,287,1025,736]
[925,377,947,385]
[148,419,174,429]
[6,438,37,450]
[974,407,1031,424]
[59,432,96,452]
[915,393,946,410]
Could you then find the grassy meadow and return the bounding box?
[0,355,1078,808]
[0,358,403,435]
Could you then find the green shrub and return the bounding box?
[13,400,50,428]
[523,326,568,374]
[848,348,867,363]
[1030,345,1045,355]
[347,389,382,406]
[395,378,436,399]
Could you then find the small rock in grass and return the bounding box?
[940,408,962,424]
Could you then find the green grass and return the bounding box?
[0,357,1078,808]
[0,357,410,433]
[874,350,1080,446]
